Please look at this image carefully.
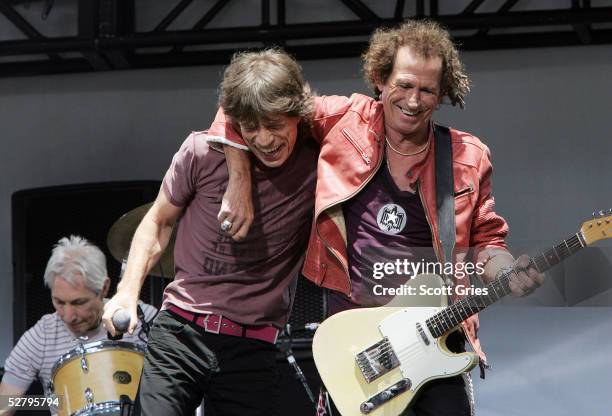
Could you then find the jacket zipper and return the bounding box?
[342,128,371,165]
[454,184,474,198]
[417,181,443,264]
[315,131,383,294]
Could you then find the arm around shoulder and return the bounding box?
[218,145,253,241]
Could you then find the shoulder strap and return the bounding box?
[434,123,455,276]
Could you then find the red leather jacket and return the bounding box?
[208,93,510,364]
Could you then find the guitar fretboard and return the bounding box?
[426,233,585,338]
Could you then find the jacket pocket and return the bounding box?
[454,184,474,198]
[454,183,476,213]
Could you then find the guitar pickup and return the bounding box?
[360,379,412,414]
[416,322,430,345]
[355,337,400,383]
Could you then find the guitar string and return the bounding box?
[362,344,399,361]
[365,341,422,362]
[361,236,584,364]
[368,271,523,362]
[363,342,415,362]
[365,281,510,361]
[427,236,583,334]
[419,238,584,344]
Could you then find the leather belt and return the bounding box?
[167,305,279,344]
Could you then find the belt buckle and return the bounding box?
[203,314,221,334]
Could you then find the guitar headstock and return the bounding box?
[580,209,612,246]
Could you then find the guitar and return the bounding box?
[312,213,611,415]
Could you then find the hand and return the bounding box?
[218,178,253,241]
[102,289,139,336]
[218,145,254,241]
[507,254,545,297]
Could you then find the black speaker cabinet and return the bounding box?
[285,277,327,343]
[11,181,164,343]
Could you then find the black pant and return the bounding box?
[404,330,472,416]
[402,375,471,416]
[133,310,280,416]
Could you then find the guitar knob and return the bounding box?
[360,402,375,414]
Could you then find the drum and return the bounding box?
[50,340,145,416]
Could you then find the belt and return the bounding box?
[167,305,279,344]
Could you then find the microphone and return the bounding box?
[112,309,131,333]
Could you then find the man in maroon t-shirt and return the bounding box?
[102,49,318,416]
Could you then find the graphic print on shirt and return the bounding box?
[376,204,407,234]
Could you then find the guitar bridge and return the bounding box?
[355,337,400,383]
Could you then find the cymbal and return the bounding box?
[107,202,176,278]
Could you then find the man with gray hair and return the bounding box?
[103,49,318,416]
[0,235,156,416]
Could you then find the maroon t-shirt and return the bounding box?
[329,159,437,314]
[161,132,318,327]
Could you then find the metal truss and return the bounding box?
[1,0,612,77]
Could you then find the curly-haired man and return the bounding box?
[212,20,543,415]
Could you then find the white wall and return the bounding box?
[1,43,611,413]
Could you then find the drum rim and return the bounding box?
[72,400,121,416]
[50,340,146,382]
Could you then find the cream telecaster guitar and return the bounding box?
[312,212,611,415]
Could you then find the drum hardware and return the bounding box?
[73,401,124,416]
[277,323,317,409]
[76,342,89,372]
[119,395,133,416]
[85,387,94,408]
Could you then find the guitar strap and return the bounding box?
[433,123,455,286]
[434,124,488,382]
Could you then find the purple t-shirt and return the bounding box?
[162,132,318,327]
[329,160,438,314]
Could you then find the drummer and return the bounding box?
[0,235,157,415]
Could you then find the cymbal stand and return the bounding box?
[277,324,316,409]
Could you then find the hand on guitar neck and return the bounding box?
[490,253,545,297]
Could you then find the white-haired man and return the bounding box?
[0,235,157,416]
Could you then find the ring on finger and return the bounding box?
[221,219,233,232]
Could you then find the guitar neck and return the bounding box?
[426,232,586,338]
